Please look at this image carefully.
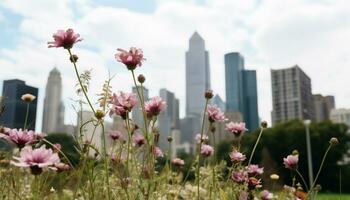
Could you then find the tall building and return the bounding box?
[225,52,259,130]
[42,68,65,133]
[212,95,225,112]
[0,79,38,130]
[313,94,335,122]
[158,89,180,150]
[271,65,314,125]
[186,32,211,117]
[330,108,350,128]
[132,86,149,126]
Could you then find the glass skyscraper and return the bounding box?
[0,79,38,130]
[225,52,259,131]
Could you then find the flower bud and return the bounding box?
[261,121,268,128]
[70,54,79,63]
[167,136,173,143]
[315,184,322,191]
[330,137,339,145]
[292,150,299,156]
[270,174,279,180]
[21,94,36,103]
[95,110,105,120]
[138,74,146,83]
[204,90,213,99]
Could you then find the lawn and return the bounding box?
[317,194,350,200]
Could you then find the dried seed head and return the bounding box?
[137,74,146,83]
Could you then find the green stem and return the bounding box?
[248,127,264,166]
[125,113,132,171]
[23,103,30,130]
[197,99,209,200]
[296,169,309,191]
[67,49,95,115]
[100,122,111,200]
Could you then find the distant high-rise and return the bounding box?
[313,94,335,122]
[0,79,38,130]
[132,86,149,126]
[330,108,350,127]
[158,89,180,149]
[225,52,259,130]
[212,95,225,112]
[186,32,211,117]
[42,68,65,133]
[271,65,314,125]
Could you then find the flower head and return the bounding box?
[109,130,123,141]
[153,146,163,158]
[200,144,214,157]
[195,133,209,144]
[11,145,60,175]
[248,177,262,190]
[0,128,38,149]
[48,29,83,49]
[132,134,145,147]
[230,150,246,162]
[260,190,274,200]
[115,47,145,70]
[144,96,167,118]
[21,94,36,103]
[283,154,299,170]
[246,164,264,176]
[225,122,248,137]
[172,158,185,167]
[109,92,137,119]
[231,170,248,183]
[207,104,227,122]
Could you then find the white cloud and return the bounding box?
[0,0,349,131]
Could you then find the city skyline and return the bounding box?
[0,0,349,132]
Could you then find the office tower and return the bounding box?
[186,32,211,117]
[225,52,259,130]
[0,79,38,130]
[330,108,350,127]
[179,116,200,145]
[131,86,149,126]
[158,89,180,149]
[313,94,335,122]
[42,67,65,133]
[212,95,225,112]
[271,65,314,125]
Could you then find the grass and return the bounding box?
[317,194,350,200]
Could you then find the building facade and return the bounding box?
[271,65,314,125]
[225,52,259,130]
[42,68,65,133]
[131,86,149,126]
[313,94,335,122]
[330,108,350,127]
[0,79,38,130]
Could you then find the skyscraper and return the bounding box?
[212,95,225,112]
[0,79,38,130]
[313,94,335,122]
[132,86,149,126]
[186,32,211,117]
[42,67,65,133]
[225,52,259,130]
[271,65,314,125]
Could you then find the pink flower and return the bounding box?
[144,96,167,118]
[195,133,209,144]
[248,177,262,190]
[283,154,299,170]
[109,130,123,141]
[115,47,145,70]
[172,158,185,167]
[231,170,248,183]
[48,29,83,49]
[132,134,145,147]
[0,128,37,149]
[11,145,60,175]
[153,146,163,158]
[246,164,264,176]
[109,92,137,119]
[230,150,246,162]
[54,162,70,172]
[260,190,274,200]
[225,122,248,137]
[200,144,214,157]
[207,104,226,122]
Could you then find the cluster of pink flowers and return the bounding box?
[246,164,264,177]
[48,28,82,49]
[231,164,263,190]
[283,154,299,170]
[231,170,248,183]
[109,92,137,119]
[206,104,226,122]
[200,144,214,157]
[115,47,145,70]
[0,128,44,149]
[172,158,185,167]
[230,150,246,162]
[11,145,61,175]
[195,133,209,144]
[225,122,248,137]
[144,96,167,118]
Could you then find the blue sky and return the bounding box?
[0,0,349,132]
